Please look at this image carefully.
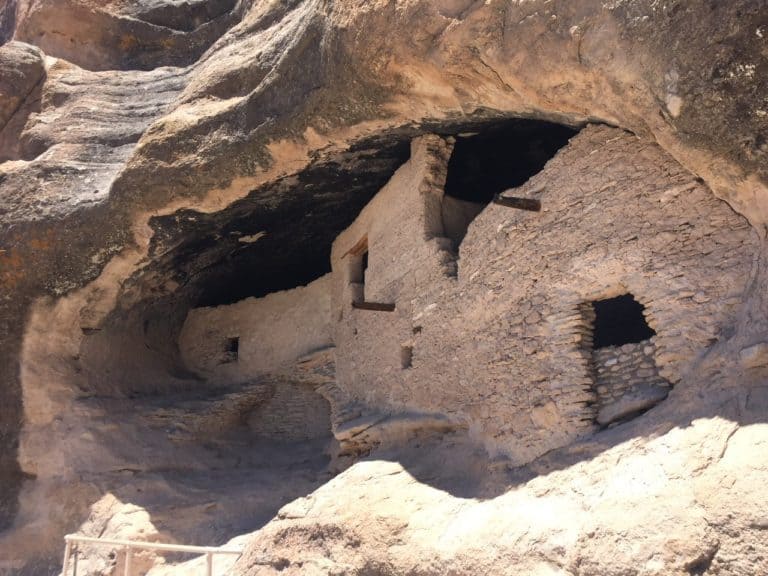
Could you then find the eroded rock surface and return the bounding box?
[232,414,768,576]
[11,0,246,71]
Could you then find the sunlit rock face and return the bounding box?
[1,0,767,574]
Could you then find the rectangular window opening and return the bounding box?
[347,235,369,303]
[400,345,413,369]
[220,336,239,364]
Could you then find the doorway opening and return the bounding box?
[582,293,669,427]
[591,294,656,349]
[348,236,369,303]
[220,336,239,364]
[440,119,577,247]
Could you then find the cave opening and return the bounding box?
[171,137,413,310]
[440,119,577,247]
[45,120,575,552]
[591,294,656,350]
[147,119,582,313]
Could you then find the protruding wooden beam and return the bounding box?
[352,301,396,312]
[492,194,541,212]
[342,235,369,258]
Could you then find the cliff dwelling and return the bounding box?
[1,1,768,575]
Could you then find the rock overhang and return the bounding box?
[142,116,581,308]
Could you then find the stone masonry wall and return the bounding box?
[247,382,332,442]
[179,274,332,384]
[330,125,759,464]
[592,340,670,426]
[331,135,459,411]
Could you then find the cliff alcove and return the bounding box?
[1,1,768,575]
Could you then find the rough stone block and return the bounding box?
[746,386,768,413]
[596,385,669,426]
[692,292,710,303]
[335,413,388,441]
[740,343,768,369]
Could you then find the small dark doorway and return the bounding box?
[347,236,369,302]
[220,336,240,364]
[400,345,413,369]
[591,294,656,349]
[361,251,369,289]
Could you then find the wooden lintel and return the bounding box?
[342,235,369,258]
[352,301,396,312]
[492,194,541,212]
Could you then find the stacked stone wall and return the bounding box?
[180,126,760,465]
[592,340,670,425]
[247,382,332,442]
[593,341,665,402]
[179,274,332,384]
[330,125,759,464]
[331,135,459,409]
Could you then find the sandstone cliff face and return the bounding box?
[0,0,767,574]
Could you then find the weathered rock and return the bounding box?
[0,40,43,132]
[12,0,245,71]
[230,416,768,576]
[0,1,768,574]
[740,342,768,369]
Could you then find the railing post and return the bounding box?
[206,551,213,576]
[62,541,72,576]
[72,545,78,576]
[124,546,133,576]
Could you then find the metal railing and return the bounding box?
[62,534,242,576]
